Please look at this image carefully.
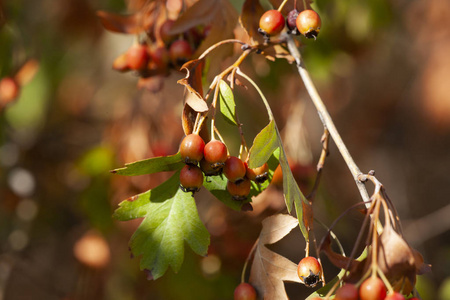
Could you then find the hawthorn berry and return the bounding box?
[126,44,150,70]
[227,179,251,201]
[296,9,321,39]
[245,162,269,184]
[0,77,20,103]
[223,156,246,184]
[335,283,359,300]
[259,10,285,36]
[385,292,406,300]
[359,277,387,300]
[159,19,177,45]
[200,158,222,176]
[286,9,300,34]
[169,39,192,68]
[149,46,170,72]
[234,282,257,300]
[112,53,130,72]
[297,256,321,288]
[180,133,205,165]
[179,165,203,193]
[204,140,228,170]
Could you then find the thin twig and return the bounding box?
[286,36,371,208]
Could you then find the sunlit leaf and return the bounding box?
[249,214,302,300]
[114,172,210,280]
[248,120,278,169]
[111,153,184,176]
[218,79,237,125]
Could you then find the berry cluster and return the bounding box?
[112,19,208,87]
[179,134,269,201]
[258,9,321,39]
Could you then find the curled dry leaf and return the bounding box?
[97,2,157,34]
[240,0,265,44]
[178,59,208,113]
[377,224,418,294]
[249,214,303,300]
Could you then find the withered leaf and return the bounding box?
[249,214,302,300]
[178,59,208,112]
[377,224,417,294]
[169,0,219,35]
[262,45,295,64]
[97,2,156,34]
[239,0,265,44]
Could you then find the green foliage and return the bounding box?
[248,120,278,169]
[114,172,210,280]
[112,152,184,176]
[219,79,238,126]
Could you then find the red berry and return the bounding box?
[335,283,359,300]
[385,292,406,300]
[259,10,285,36]
[126,44,150,70]
[112,53,130,72]
[169,39,192,68]
[159,19,177,45]
[204,140,228,170]
[296,9,321,39]
[180,134,205,165]
[180,165,203,193]
[223,156,246,184]
[149,46,170,72]
[234,282,257,300]
[227,179,251,201]
[297,256,321,288]
[0,77,20,104]
[200,158,222,176]
[245,162,269,183]
[359,277,387,300]
[286,9,300,33]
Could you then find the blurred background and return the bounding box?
[1,0,450,299]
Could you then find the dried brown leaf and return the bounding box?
[302,199,314,231]
[169,0,220,35]
[178,59,208,112]
[262,45,295,64]
[239,0,265,44]
[377,225,417,293]
[249,214,302,300]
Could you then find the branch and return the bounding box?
[286,36,371,208]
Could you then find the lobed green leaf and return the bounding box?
[111,152,184,176]
[218,79,237,126]
[114,172,210,280]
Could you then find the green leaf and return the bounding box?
[114,172,210,280]
[218,79,237,125]
[111,152,184,176]
[248,120,278,169]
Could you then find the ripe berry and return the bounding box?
[149,46,170,72]
[200,158,222,176]
[180,165,203,193]
[223,156,246,184]
[0,77,20,104]
[234,282,257,300]
[227,179,251,201]
[204,140,228,170]
[112,53,130,72]
[385,292,406,300]
[159,19,177,45]
[245,162,269,184]
[297,256,321,288]
[126,44,150,70]
[259,10,285,36]
[296,9,321,39]
[286,9,300,34]
[359,277,387,300]
[335,283,358,300]
[169,39,192,68]
[180,134,205,165]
